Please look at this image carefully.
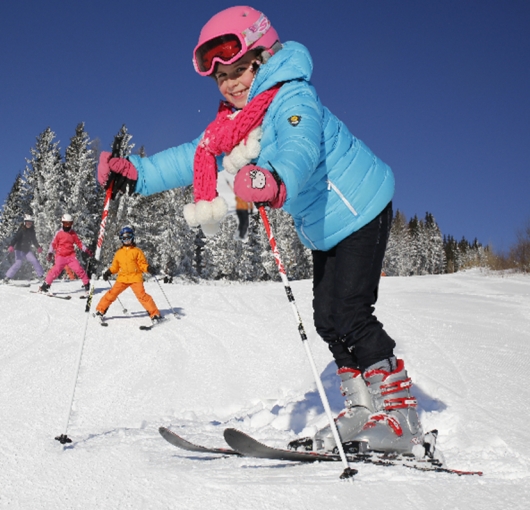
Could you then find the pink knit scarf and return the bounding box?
[193,83,282,203]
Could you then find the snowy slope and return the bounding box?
[1,270,529,509]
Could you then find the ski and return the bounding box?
[224,429,483,476]
[159,426,482,476]
[160,427,351,464]
[30,290,71,300]
[159,427,241,456]
[92,312,108,327]
[139,317,166,331]
[224,429,347,463]
[5,283,31,288]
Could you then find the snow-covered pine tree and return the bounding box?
[458,237,488,270]
[424,212,445,274]
[444,235,489,273]
[469,238,489,269]
[408,215,428,275]
[126,186,197,279]
[200,214,240,280]
[162,187,197,278]
[236,212,267,281]
[63,123,100,263]
[0,175,26,242]
[384,209,412,276]
[23,127,64,261]
[443,235,458,273]
[256,208,312,282]
[0,175,28,275]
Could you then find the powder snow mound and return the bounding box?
[1,271,530,508]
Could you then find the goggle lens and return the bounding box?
[62,221,73,227]
[195,34,243,74]
[121,234,133,240]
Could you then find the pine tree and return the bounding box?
[443,235,459,273]
[126,186,197,279]
[63,123,100,260]
[168,187,198,277]
[408,215,426,275]
[0,175,28,275]
[424,212,445,274]
[0,175,26,242]
[23,127,64,262]
[263,208,312,281]
[384,210,412,276]
[236,212,267,281]
[201,213,240,280]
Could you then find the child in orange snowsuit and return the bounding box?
[235,195,253,240]
[96,226,161,321]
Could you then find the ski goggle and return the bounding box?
[193,13,271,76]
[121,234,133,241]
[62,221,73,227]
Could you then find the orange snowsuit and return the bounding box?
[63,265,77,280]
[235,196,253,211]
[96,244,160,318]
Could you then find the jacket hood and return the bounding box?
[249,41,313,100]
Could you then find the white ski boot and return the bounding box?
[312,367,375,452]
[352,358,424,455]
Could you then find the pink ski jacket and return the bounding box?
[49,229,87,257]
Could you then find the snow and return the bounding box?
[2,270,530,509]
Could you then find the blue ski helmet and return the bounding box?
[119,225,135,244]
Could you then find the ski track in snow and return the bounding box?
[1,271,530,509]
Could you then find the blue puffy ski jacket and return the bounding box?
[130,41,395,251]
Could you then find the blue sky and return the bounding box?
[1,0,529,251]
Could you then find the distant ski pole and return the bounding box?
[257,205,356,480]
[152,274,180,318]
[107,280,128,314]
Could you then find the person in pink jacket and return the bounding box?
[39,214,93,294]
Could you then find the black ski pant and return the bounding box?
[312,201,395,372]
[236,209,249,239]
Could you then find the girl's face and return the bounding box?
[213,52,257,109]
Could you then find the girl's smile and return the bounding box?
[214,53,257,109]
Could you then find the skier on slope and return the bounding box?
[95,226,162,325]
[225,177,254,241]
[2,215,45,283]
[39,214,93,294]
[96,6,423,455]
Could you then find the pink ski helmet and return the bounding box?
[193,6,280,77]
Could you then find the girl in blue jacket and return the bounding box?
[98,6,423,456]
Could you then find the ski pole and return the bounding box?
[152,274,180,318]
[257,205,356,480]
[55,135,124,444]
[54,183,114,445]
[85,181,114,312]
[107,280,128,314]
